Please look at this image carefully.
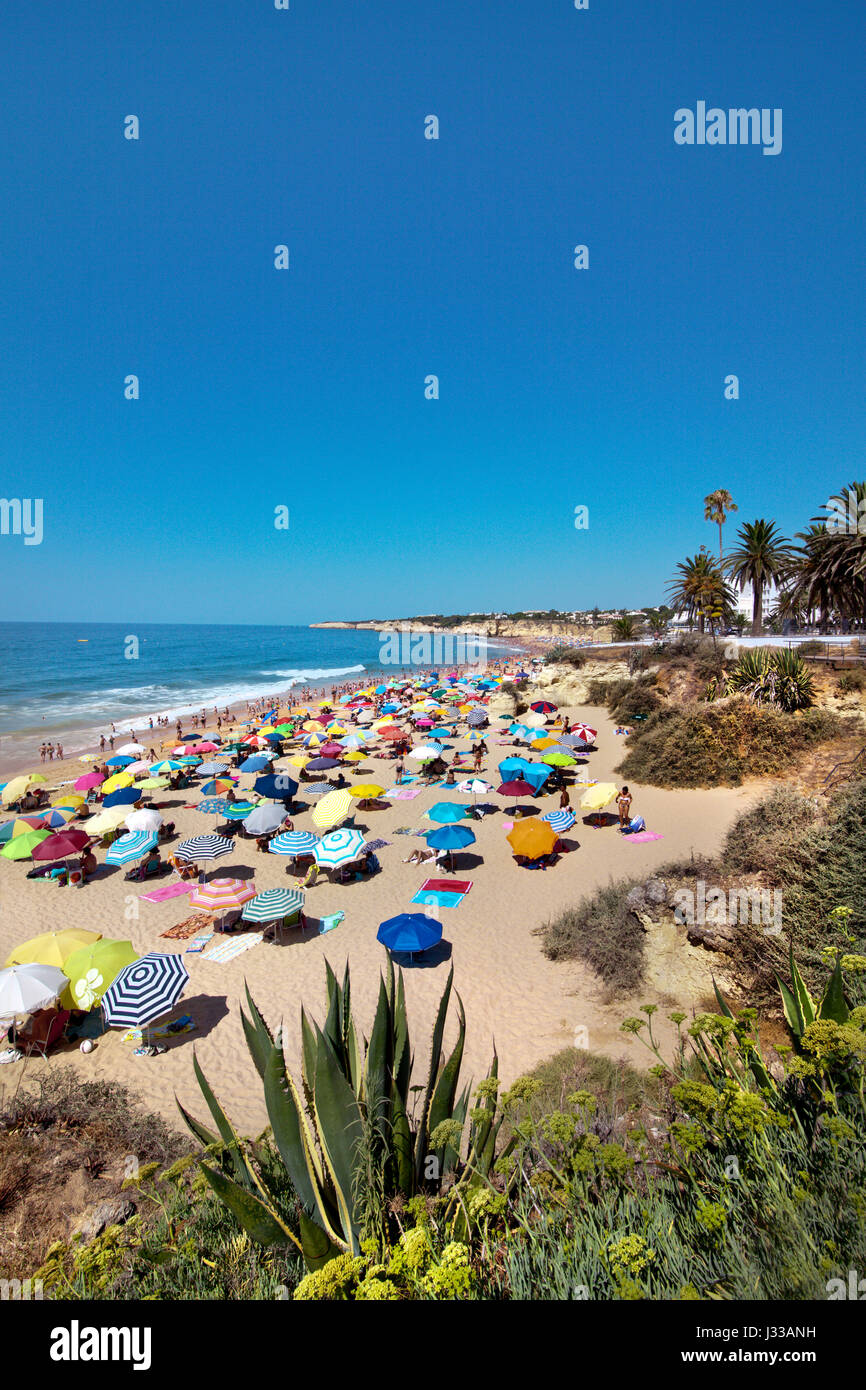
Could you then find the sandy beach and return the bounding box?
[0,690,754,1138]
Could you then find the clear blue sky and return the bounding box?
[0,0,863,623]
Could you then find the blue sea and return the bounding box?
[0,622,519,766]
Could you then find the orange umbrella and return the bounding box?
[506,819,557,860]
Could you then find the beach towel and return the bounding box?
[364,838,390,852]
[203,932,264,964]
[625,831,663,843]
[385,786,424,800]
[184,933,214,954]
[319,911,345,934]
[393,827,414,835]
[160,912,212,940]
[411,889,465,909]
[140,881,194,904]
[121,1015,196,1045]
[421,878,473,895]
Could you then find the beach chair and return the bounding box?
[22,1008,71,1059]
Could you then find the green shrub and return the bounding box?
[838,669,866,692]
[538,881,646,995]
[616,698,842,788]
[544,644,586,668]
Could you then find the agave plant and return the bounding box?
[723,648,814,711]
[178,960,503,1269]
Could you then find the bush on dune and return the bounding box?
[615,698,842,788]
[538,881,646,995]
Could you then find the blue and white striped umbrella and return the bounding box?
[106,830,159,865]
[175,834,234,862]
[197,798,232,816]
[541,809,576,832]
[102,952,189,1029]
[312,827,366,869]
[269,830,319,857]
[196,761,231,777]
[243,803,286,836]
[241,888,305,923]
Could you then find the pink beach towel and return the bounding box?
[625,832,664,843]
[140,882,194,904]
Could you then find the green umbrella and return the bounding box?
[137,776,170,789]
[541,751,577,766]
[62,939,139,1009]
[1,828,52,860]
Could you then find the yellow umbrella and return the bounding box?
[1,776,41,805]
[531,737,558,750]
[506,819,558,860]
[311,790,353,830]
[326,723,347,736]
[349,784,385,800]
[286,754,311,769]
[85,806,131,834]
[259,725,277,735]
[52,792,85,808]
[7,928,102,970]
[580,782,619,812]
[302,720,323,732]
[102,772,134,793]
[344,750,366,762]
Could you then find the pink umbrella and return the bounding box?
[74,772,105,791]
[187,742,218,754]
[319,743,345,758]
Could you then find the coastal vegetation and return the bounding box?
[11,937,866,1301]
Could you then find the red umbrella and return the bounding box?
[380,727,403,741]
[319,743,345,758]
[531,701,557,714]
[570,723,597,743]
[31,828,92,861]
[497,780,535,797]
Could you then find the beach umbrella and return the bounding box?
[0,963,69,1019]
[31,828,91,861]
[243,804,286,836]
[199,778,237,796]
[106,831,159,865]
[196,761,231,777]
[579,782,618,812]
[269,830,319,857]
[569,724,597,744]
[379,727,403,741]
[542,750,577,767]
[52,792,85,809]
[175,756,203,767]
[306,757,339,771]
[222,801,259,820]
[117,743,145,756]
[466,711,486,726]
[542,809,576,832]
[101,772,134,794]
[427,802,468,824]
[376,913,442,958]
[530,736,559,751]
[102,953,188,1031]
[523,712,548,729]
[425,824,476,851]
[311,790,353,830]
[197,798,232,816]
[1,776,43,806]
[103,788,142,808]
[286,754,311,769]
[240,756,270,772]
[175,834,234,862]
[151,760,183,774]
[138,777,171,790]
[253,773,298,801]
[521,765,552,793]
[506,818,558,861]
[312,827,366,870]
[126,761,153,776]
[85,806,131,834]
[340,734,368,749]
[349,784,385,801]
[125,808,163,833]
[0,815,46,842]
[305,783,335,798]
[407,746,443,762]
[241,888,305,924]
[189,877,257,914]
[496,779,535,798]
[105,755,135,768]
[6,928,101,971]
[530,701,558,714]
[74,772,105,792]
[189,742,219,754]
[40,808,78,829]
[343,751,366,763]
[62,939,138,1010]
[454,777,492,799]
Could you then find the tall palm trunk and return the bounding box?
[752,578,763,636]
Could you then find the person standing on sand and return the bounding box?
[560,787,571,810]
[56,743,63,760]
[616,785,632,828]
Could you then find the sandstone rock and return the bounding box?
[644,878,667,906]
[625,886,647,912]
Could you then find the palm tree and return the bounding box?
[725,520,796,636]
[667,553,735,632]
[704,489,738,566]
[809,482,866,628]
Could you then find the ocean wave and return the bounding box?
[259,665,367,681]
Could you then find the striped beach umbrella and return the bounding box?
[102,952,189,1030]
[569,723,597,744]
[197,798,232,816]
[241,888,305,924]
[175,834,234,862]
[312,827,366,869]
[0,815,46,842]
[269,830,319,857]
[196,761,231,777]
[222,801,259,819]
[106,831,158,865]
[541,808,576,832]
[151,760,184,774]
[199,778,237,796]
[189,877,257,913]
[311,790,353,830]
